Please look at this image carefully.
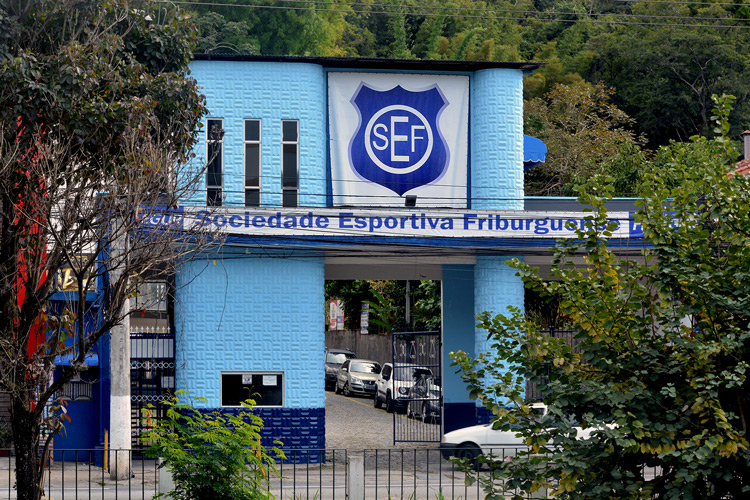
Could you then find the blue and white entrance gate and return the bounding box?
[392,330,442,443]
[165,56,647,456]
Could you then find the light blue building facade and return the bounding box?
[172,56,539,451]
[171,56,642,453]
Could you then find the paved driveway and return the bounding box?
[325,390,440,450]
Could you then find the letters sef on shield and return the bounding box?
[348,84,450,196]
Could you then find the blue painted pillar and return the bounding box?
[441,264,476,433]
[467,67,526,424]
[470,68,524,211]
[474,256,524,422]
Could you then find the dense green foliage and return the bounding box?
[2,0,204,175]
[452,96,750,499]
[325,279,441,332]
[143,392,283,500]
[524,82,642,195]
[186,0,750,152]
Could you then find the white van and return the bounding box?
[373,363,432,413]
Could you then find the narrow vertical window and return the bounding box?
[206,118,224,206]
[281,120,298,208]
[244,119,261,207]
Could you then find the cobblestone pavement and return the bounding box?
[324,390,439,451]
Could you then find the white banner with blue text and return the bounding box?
[142,206,643,240]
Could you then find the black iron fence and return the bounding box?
[526,328,580,401]
[0,447,563,499]
[0,449,159,500]
[392,331,442,444]
[130,327,175,454]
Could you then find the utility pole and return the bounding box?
[109,226,131,480]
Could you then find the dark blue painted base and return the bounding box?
[443,402,477,433]
[57,406,324,465]
[222,407,326,463]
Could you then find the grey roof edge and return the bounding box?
[524,197,642,212]
[191,54,544,72]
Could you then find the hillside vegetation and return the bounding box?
[187,0,750,195]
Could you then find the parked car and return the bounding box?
[406,374,442,423]
[324,348,356,391]
[335,358,381,397]
[374,363,432,413]
[439,404,609,469]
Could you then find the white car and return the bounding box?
[373,363,432,413]
[439,404,605,467]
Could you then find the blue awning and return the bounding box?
[523,135,547,171]
[54,353,99,367]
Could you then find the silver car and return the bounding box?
[335,359,382,397]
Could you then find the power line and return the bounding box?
[164,0,750,29]
[617,0,750,7]
[178,0,750,22]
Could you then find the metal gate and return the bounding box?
[526,328,581,401]
[130,327,175,454]
[392,330,442,443]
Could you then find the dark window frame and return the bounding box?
[206,118,224,207]
[281,119,299,208]
[59,372,94,402]
[133,281,168,313]
[244,119,262,207]
[220,371,284,408]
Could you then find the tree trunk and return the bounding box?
[11,396,43,500]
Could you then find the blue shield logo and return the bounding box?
[349,84,449,196]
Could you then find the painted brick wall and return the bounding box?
[188,61,327,208]
[226,406,326,456]
[474,255,525,405]
[470,68,524,210]
[174,254,325,410]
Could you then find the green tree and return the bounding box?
[453,95,750,499]
[193,11,260,55]
[386,6,413,59]
[412,0,526,61]
[411,280,441,331]
[143,392,283,500]
[365,287,401,334]
[522,41,590,100]
[588,2,750,146]
[524,82,643,196]
[0,2,211,499]
[188,0,351,56]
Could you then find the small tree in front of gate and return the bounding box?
[142,392,284,500]
[452,95,750,499]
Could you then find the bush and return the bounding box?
[141,391,284,500]
[0,421,12,448]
